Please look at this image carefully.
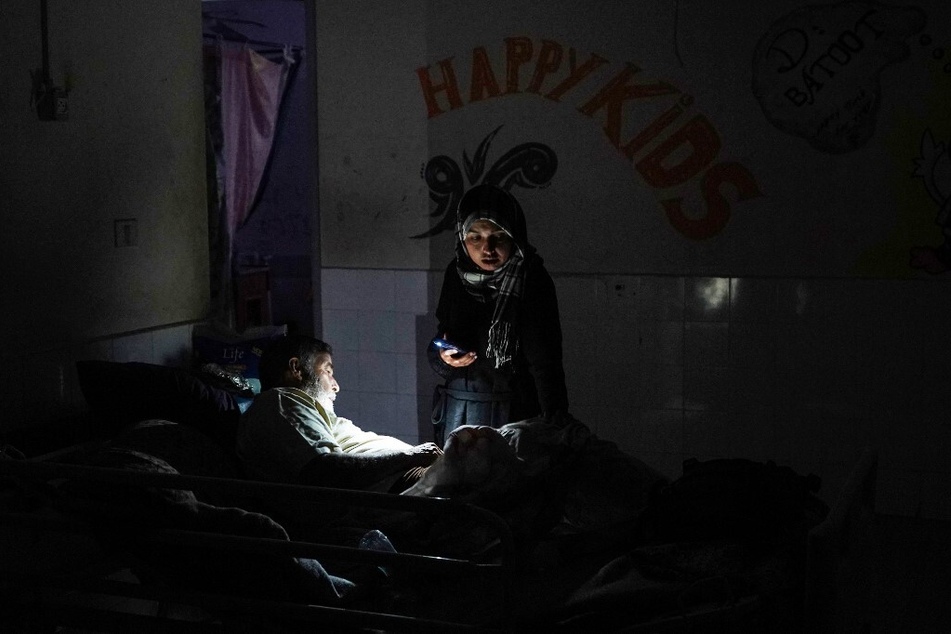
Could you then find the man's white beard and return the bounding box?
[315,387,336,414]
[302,375,336,414]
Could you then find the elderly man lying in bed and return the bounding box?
[238,334,666,555]
[236,335,442,493]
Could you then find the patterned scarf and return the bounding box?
[455,185,535,368]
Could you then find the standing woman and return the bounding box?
[428,183,569,446]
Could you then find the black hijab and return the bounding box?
[454,184,537,368]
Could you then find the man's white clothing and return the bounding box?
[236,387,413,484]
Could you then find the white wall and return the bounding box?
[315,0,433,270]
[0,1,208,434]
[321,268,439,444]
[0,0,209,354]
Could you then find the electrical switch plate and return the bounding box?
[114,219,138,248]
[36,86,68,121]
[53,89,68,120]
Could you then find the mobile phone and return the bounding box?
[433,338,469,355]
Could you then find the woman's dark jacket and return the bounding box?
[428,258,568,443]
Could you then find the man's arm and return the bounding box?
[298,443,441,490]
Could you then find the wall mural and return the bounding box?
[751,1,951,277]
[415,36,762,242]
[909,12,951,274]
[412,125,557,239]
[285,1,950,275]
[911,128,951,273]
[752,2,926,155]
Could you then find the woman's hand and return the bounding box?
[437,333,477,367]
[439,346,477,367]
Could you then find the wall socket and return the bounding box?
[114,218,138,248]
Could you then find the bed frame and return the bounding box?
[803,446,878,633]
[579,446,880,633]
[1,441,878,633]
[1,449,517,633]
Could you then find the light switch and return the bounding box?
[114,219,138,248]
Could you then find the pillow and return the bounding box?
[192,323,287,394]
[75,360,241,448]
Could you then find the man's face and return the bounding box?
[299,352,339,410]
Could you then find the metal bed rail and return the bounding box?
[0,456,518,633]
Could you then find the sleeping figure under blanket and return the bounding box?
[398,416,670,555]
[395,417,828,629]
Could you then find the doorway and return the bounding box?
[201,0,318,336]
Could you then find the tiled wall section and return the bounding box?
[322,268,951,520]
[0,323,195,438]
[319,268,443,445]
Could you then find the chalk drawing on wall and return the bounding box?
[416,37,763,241]
[850,21,951,278]
[910,129,951,273]
[752,1,926,154]
[411,125,557,239]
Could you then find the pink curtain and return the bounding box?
[212,42,295,328]
[220,44,292,232]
